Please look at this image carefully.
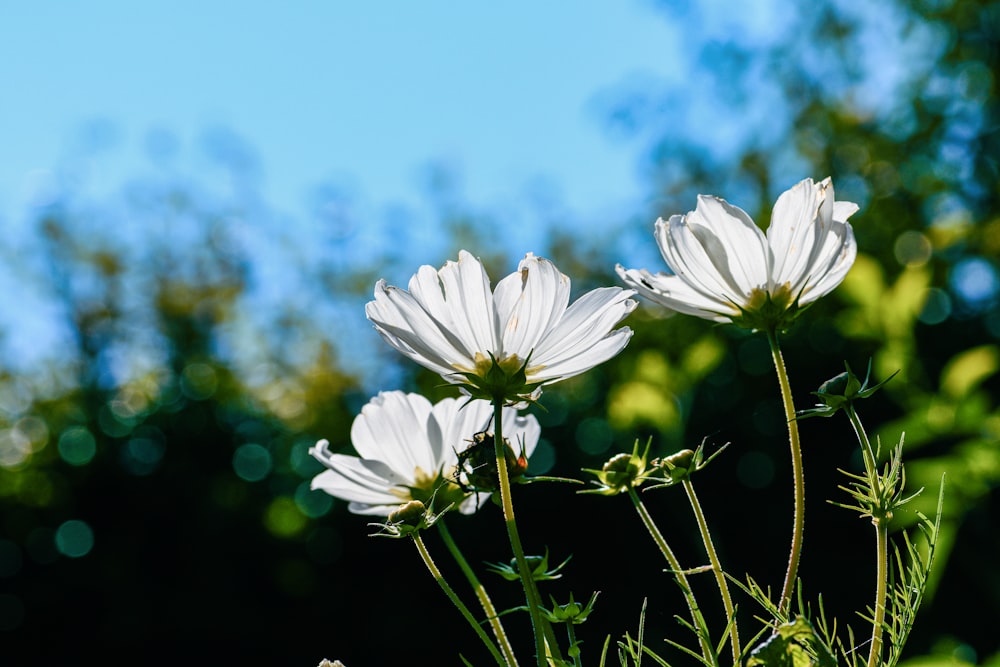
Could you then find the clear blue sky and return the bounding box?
[0,2,692,224]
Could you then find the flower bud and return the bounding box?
[582,438,652,495]
[660,448,696,481]
[455,431,529,493]
[540,592,599,625]
[388,500,427,527]
[798,360,898,419]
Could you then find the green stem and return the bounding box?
[683,479,741,664]
[845,407,888,667]
[767,327,805,616]
[868,518,889,667]
[412,531,507,666]
[566,623,582,667]
[492,400,559,667]
[438,518,519,667]
[627,486,715,666]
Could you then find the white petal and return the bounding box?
[535,326,634,382]
[768,178,859,303]
[499,408,541,459]
[767,178,825,291]
[366,281,472,376]
[668,197,769,299]
[311,457,406,509]
[615,265,737,322]
[800,223,857,304]
[530,287,636,379]
[420,250,498,357]
[350,392,437,475]
[431,397,495,464]
[834,200,859,221]
[495,253,571,359]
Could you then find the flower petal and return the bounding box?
[494,253,571,360]
[366,280,471,377]
[431,397,495,464]
[311,455,407,508]
[419,250,498,357]
[530,287,636,380]
[350,392,437,475]
[615,266,738,322]
[664,197,769,302]
[769,177,858,304]
[767,177,826,292]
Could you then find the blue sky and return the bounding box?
[0,2,692,226]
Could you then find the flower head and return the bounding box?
[367,250,637,404]
[617,177,858,331]
[310,391,540,516]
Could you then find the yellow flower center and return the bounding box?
[472,352,529,377]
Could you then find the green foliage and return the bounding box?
[746,617,837,667]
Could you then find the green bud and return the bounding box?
[663,448,695,480]
[454,431,529,493]
[645,439,729,490]
[798,360,898,419]
[540,592,600,625]
[369,500,442,537]
[581,438,652,495]
[388,500,427,526]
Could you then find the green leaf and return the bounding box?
[746,617,837,667]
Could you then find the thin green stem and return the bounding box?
[868,519,889,667]
[492,400,559,667]
[683,479,741,664]
[412,531,507,666]
[627,486,715,666]
[767,327,805,616]
[438,518,519,667]
[845,407,888,667]
[566,624,582,667]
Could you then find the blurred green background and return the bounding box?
[2,1,999,665]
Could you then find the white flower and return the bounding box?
[310,391,540,516]
[616,177,858,330]
[366,250,637,402]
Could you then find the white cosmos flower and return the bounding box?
[366,251,637,402]
[616,177,858,330]
[310,391,540,516]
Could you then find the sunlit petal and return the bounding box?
[497,253,571,359]
[532,287,637,379]
[619,177,858,329]
[311,457,407,507]
[311,392,541,517]
[368,250,635,401]
[350,391,436,473]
